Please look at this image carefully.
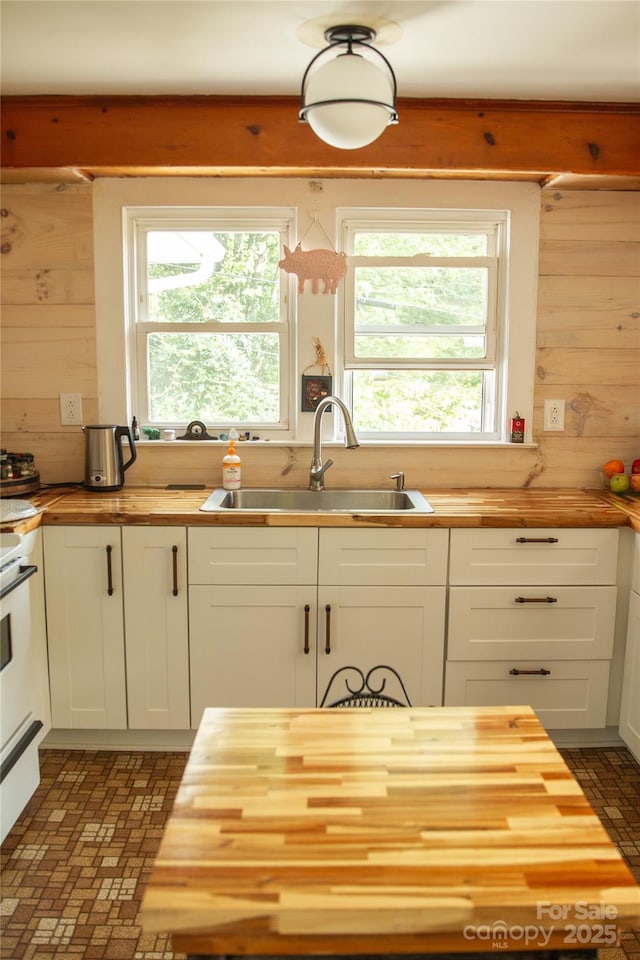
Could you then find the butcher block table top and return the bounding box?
[9,485,638,529]
[141,706,640,957]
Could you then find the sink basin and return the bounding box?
[200,488,434,514]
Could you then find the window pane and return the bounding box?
[146,230,281,323]
[354,334,485,359]
[148,332,279,422]
[354,267,487,340]
[354,232,487,256]
[352,369,487,433]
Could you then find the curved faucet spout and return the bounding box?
[309,396,360,491]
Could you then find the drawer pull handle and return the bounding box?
[515,596,558,604]
[515,537,559,543]
[106,544,114,596]
[303,604,310,654]
[172,545,179,596]
[325,604,331,654]
[509,667,551,676]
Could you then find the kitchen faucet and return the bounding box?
[309,396,360,491]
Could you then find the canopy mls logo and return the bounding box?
[463,902,620,950]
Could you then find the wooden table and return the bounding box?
[141,706,640,958]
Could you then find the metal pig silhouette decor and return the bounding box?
[279,244,347,295]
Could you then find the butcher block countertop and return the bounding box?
[6,485,640,530]
[141,705,640,957]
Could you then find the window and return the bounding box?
[128,211,293,429]
[341,212,507,439]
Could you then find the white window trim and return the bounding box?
[93,178,539,446]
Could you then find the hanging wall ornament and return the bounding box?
[301,337,333,411]
[279,213,347,295]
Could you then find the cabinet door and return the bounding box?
[619,590,640,762]
[189,585,316,723]
[448,586,617,661]
[449,529,618,586]
[44,526,126,729]
[122,527,189,729]
[319,529,448,586]
[317,586,446,707]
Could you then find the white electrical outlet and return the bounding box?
[543,399,565,431]
[60,393,83,425]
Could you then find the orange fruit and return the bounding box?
[603,459,625,477]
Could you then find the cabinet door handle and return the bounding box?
[303,604,310,654]
[515,537,559,543]
[515,596,558,604]
[509,667,551,676]
[325,604,331,654]
[106,544,114,596]
[172,545,179,597]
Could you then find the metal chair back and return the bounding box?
[319,664,412,708]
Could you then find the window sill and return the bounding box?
[133,439,539,449]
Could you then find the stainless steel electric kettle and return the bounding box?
[83,425,137,491]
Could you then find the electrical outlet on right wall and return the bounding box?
[543,399,565,431]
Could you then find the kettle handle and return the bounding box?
[115,426,137,472]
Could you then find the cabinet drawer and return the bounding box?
[449,528,618,586]
[447,586,617,661]
[319,529,449,586]
[444,659,610,728]
[188,527,318,585]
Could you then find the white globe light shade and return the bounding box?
[304,52,395,150]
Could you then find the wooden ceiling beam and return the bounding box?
[3,95,639,177]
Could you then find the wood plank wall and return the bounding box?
[1,183,638,490]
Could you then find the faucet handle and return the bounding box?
[390,472,405,491]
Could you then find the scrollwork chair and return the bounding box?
[319,664,412,708]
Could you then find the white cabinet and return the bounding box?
[619,533,640,761]
[188,528,318,722]
[188,527,448,720]
[44,526,127,729]
[122,527,189,729]
[44,524,189,731]
[445,528,619,729]
[317,529,448,707]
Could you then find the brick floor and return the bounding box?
[0,745,638,959]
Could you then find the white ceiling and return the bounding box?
[1,0,639,102]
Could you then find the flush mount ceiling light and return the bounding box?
[299,24,398,150]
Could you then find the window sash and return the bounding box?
[344,368,498,440]
[134,326,290,428]
[344,261,499,367]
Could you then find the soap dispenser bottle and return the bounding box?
[222,429,242,490]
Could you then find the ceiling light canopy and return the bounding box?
[299,25,399,151]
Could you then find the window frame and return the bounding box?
[339,210,509,441]
[93,178,539,447]
[126,210,295,430]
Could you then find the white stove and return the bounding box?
[0,531,44,842]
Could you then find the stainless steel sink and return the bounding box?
[200,488,434,514]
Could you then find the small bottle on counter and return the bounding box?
[222,429,242,490]
[131,416,140,440]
